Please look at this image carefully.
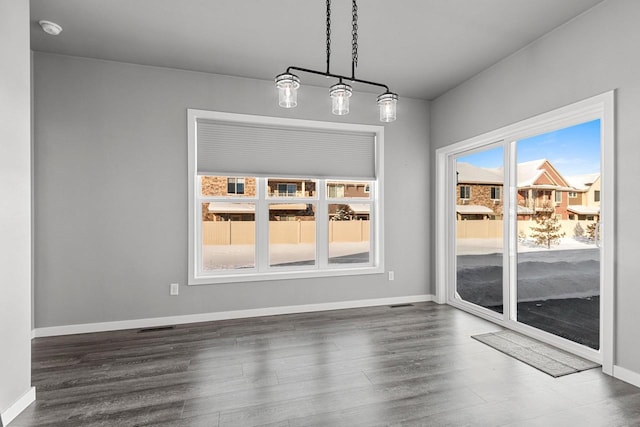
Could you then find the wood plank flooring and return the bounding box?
[11,302,640,426]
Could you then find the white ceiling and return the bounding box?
[30,0,604,100]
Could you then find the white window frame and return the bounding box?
[188,110,384,285]
[569,191,578,198]
[227,177,245,195]
[555,190,562,204]
[490,186,501,201]
[460,185,471,200]
[327,183,345,198]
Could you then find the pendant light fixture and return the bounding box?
[275,0,398,122]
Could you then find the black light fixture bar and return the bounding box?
[285,66,391,93]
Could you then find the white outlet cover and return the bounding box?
[170,283,179,295]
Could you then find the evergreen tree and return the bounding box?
[586,222,598,240]
[529,212,566,249]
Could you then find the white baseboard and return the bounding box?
[1,387,35,426]
[33,294,434,338]
[613,365,640,388]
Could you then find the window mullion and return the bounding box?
[256,178,268,272]
[317,179,329,269]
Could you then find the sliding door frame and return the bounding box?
[435,91,615,374]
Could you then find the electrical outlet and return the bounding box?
[170,283,179,296]
[388,271,395,281]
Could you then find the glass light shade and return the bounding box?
[275,73,300,108]
[330,83,352,115]
[377,92,398,122]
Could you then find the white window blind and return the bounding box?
[196,119,376,179]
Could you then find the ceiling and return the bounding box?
[30,0,604,100]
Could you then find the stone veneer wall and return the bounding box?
[457,184,503,217]
[201,176,257,197]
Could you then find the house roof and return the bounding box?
[208,203,255,213]
[458,159,551,187]
[567,205,600,215]
[515,159,549,187]
[208,203,310,213]
[456,162,502,184]
[269,204,308,211]
[347,204,370,214]
[565,173,601,191]
[517,206,535,215]
[456,205,495,215]
[460,158,575,190]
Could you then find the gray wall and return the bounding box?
[33,53,430,328]
[430,0,640,374]
[0,0,33,418]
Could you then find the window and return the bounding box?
[569,192,578,198]
[594,190,601,202]
[490,186,501,200]
[555,191,562,203]
[277,183,297,197]
[268,179,315,198]
[188,110,383,284]
[327,183,345,198]
[460,186,471,200]
[202,199,256,270]
[227,177,245,194]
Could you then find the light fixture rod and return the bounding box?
[326,0,331,74]
[351,0,358,80]
[285,65,390,93]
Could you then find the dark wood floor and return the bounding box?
[12,302,640,426]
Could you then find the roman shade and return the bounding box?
[196,119,376,179]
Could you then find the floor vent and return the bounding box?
[138,326,175,333]
[389,304,414,308]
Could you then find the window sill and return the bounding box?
[189,265,384,285]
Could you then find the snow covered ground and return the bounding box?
[203,241,370,270]
[456,237,598,256]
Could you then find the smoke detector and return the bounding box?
[39,20,63,36]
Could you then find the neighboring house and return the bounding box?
[456,162,503,220]
[201,176,315,221]
[327,182,370,198]
[456,159,582,220]
[202,177,370,221]
[515,159,572,220]
[565,173,601,220]
[268,179,316,198]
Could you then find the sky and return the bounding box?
[458,119,601,177]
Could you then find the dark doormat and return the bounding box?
[472,330,600,377]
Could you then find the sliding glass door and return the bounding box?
[515,120,601,350]
[438,93,613,365]
[454,145,505,315]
